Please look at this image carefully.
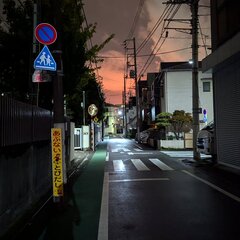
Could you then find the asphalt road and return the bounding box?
[102,138,240,240]
[7,137,240,240]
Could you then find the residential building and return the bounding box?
[104,105,123,136]
[202,0,240,168]
[159,62,213,130]
[138,79,148,131]
[146,72,160,125]
[145,62,213,134]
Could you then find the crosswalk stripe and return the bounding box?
[113,160,126,171]
[149,158,174,171]
[131,159,150,171]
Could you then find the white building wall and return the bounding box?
[166,71,192,113]
[164,70,213,129]
[104,106,117,135]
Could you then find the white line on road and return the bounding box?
[98,172,109,240]
[161,151,208,158]
[135,145,143,150]
[109,178,170,183]
[113,160,126,172]
[133,148,143,152]
[131,159,150,171]
[128,152,153,155]
[106,152,109,161]
[112,148,131,153]
[182,170,240,203]
[149,158,174,171]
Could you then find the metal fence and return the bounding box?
[0,96,53,147]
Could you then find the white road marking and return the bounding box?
[131,159,150,171]
[106,152,109,162]
[109,178,170,183]
[182,170,240,203]
[111,148,130,153]
[134,148,143,151]
[149,158,174,171]
[135,145,143,150]
[128,152,153,155]
[113,160,126,172]
[161,151,208,158]
[98,172,109,240]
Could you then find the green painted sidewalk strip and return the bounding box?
[37,142,107,240]
[72,142,107,239]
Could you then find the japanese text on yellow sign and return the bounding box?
[51,128,64,197]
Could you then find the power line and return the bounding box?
[136,3,174,54]
[127,0,145,40]
[97,47,191,59]
[198,21,208,57]
[138,4,182,78]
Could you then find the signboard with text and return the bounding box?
[51,128,64,197]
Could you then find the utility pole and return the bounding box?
[123,48,127,137]
[123,75,127,137]
[83,91,86,125]
[191,0,200,160]
[52,0,67,190]
[164,0,200,159]
[133,37,140,143]
[123,38,140,142]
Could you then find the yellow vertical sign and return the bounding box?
[51,128,64,197]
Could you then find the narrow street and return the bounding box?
[103,138,240,240]
[10,137,240,240]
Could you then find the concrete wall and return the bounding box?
[0,141,51,237]
[148,138,193,149]
[160,140,184,149]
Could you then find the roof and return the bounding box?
[160,61,202,71]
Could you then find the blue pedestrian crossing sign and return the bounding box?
[34,45,56,71]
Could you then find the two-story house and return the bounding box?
[159,62,213,129]
[145,61,213,135]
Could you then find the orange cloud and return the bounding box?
[98,51,125,104]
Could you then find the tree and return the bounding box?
[155,112,172,128]
[0,0,33,101]
[156,110,193,140]
[170,110,192,140]
[0,0,113,124]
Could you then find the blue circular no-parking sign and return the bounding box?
[35,23,57,45]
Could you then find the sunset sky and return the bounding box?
[84,0,211,105]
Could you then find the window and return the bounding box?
[203,82,211,92]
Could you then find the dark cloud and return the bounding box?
[84,0,154,54]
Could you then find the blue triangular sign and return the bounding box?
[34,45,57,71]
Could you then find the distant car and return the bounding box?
[197,121,217,162]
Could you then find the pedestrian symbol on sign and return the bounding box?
[34,45,56,71]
